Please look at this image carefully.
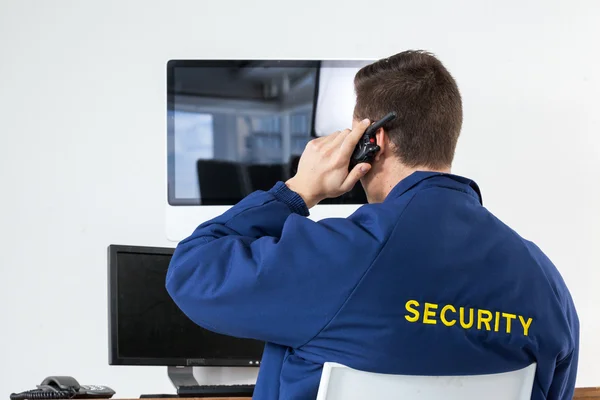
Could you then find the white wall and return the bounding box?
[0,0,598,397]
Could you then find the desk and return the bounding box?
[120,398,250,400]
[120,390,600,400]
[575,387,600,399]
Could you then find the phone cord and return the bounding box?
[10,389,76,400]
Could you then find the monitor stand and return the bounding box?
[140,366,258,398]
[168,366,198,391]
[138,367,196,398]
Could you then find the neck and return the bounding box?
[372,163,451,202]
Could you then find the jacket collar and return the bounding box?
[384,171,483,205]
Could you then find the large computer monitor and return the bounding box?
[108,244,264,371]
[166,59,372,241]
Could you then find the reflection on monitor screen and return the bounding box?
[314,60,371,137]
[167,60,372,207]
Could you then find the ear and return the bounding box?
[374,127,387,161]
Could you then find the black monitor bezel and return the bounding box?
[108,244,263,367]
[166,59,322,206]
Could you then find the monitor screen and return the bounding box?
[167,60,371,207]
[108,245,264,366]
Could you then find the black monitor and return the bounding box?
[108,244,264,369]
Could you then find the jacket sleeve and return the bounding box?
[165,182,382,348]
[545,349,578,400]
[547,303,580,400]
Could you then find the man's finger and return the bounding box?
[330,128,351,148]
[319,130,344,152]
[310,131,336,148]
[340,162,371,192]
[323,130,342,144]
[340,119,370,157]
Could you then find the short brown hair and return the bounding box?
[354,50,462,169]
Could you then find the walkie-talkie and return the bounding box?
[349,112,397,170]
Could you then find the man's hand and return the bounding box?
[285,119,372,208]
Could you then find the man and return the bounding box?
[166,50,579,399]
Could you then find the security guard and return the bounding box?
[166,51,579,400]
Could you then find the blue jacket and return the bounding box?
[166,171,579,399]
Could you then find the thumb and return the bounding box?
[340,163,371,192]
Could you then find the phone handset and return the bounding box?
[349,112,397,170]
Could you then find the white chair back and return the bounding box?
[316,362,537,400]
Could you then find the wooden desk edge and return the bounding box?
[575,387,600,399]
[116,387,600,400]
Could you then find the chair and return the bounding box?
[246,164,285,192]
[316,362,537,400]
[196,159,250,205]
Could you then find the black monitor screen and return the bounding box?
[167,60,369,206]
[108,245,264,366]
